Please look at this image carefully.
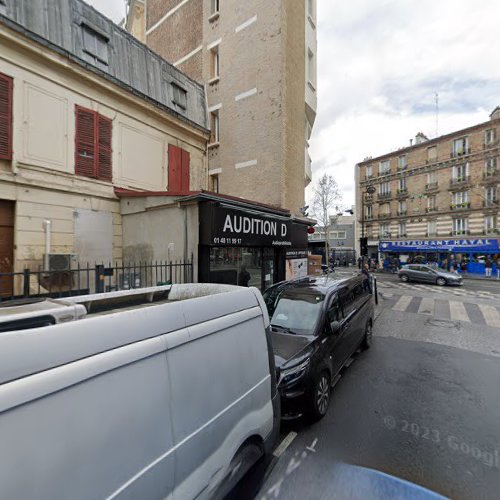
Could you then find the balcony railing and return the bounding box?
[483,170,499,180]
[397,210,407,216]
[377,192,392,200]
[450,202,471,210]
[379,170,391,176]
[449,176,471,187]
[483,200,498,208]
[483,228,499,235]
[426,207,438,213]
[450,230,470,236]
[425,182,439,191]
[378,212,392,219]
[450,147,471,158]
[396,188,409,197]
[398,233,407,238]
[397,165,407,171]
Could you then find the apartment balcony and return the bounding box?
[377,192,392,201]
[378,212,392,219]
[450,148,471,158]
[398,233,407,238]
[379,170,391,177]
[483,228,499,235]
[483,200,498,208]
[397,210,407,216]
[396,188,409,198]
[397,165,408,172]
[449,176,471,189]
[425,182,439,192]
[484,140,499,149]
[481,170,500,184]
[450,230,470,236]
[426,207,438,213]
[364,215,374,221]
[450,202,471,211]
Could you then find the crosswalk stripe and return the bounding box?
[449,301,470,322]
[477,304,500,328]
[393,295,413,312]
[418,297,435,315]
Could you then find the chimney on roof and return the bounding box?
[415,132,429,145]
[490,106,500,120]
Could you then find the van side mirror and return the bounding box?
[329,321,341,335]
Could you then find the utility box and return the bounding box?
[308,255,322,276]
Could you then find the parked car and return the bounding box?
[263,275,375,421]
[0,284,279,500]
[398,264,463,286]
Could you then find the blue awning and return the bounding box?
[379,238,500,253]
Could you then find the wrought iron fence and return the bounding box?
[0,260,193,301]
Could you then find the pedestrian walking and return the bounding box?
[361,264,372,293]
[496,257,500,279]
[460,260,467,276]
[485,257,493,277]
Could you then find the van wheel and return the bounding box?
[309,371,331,421]
[400,274,409,282]
[361,321,372,350]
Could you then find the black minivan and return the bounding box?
[263,275,374,421]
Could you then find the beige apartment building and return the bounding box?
[355,109,500,273]
[0,0,209,294]
[126,0,317,215]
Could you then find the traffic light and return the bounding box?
[360,237,368,257]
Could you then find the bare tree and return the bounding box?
[311,174,343,269]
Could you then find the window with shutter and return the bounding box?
[168,144,190,192]
[0,72,13,160]
[75,106,112,181]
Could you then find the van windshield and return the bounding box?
[266,289,324,336]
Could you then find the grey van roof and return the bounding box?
[280,275,363,294]
[0,0,209,132]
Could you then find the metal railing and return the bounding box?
[0,260,193,301]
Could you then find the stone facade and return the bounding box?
[132,0,315,215]
[356,112,500,243]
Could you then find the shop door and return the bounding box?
[0,201,14,298]
[262,248,277,291]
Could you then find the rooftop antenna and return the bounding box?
[435,92,439,137]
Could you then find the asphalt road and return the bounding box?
[228,273,500,500]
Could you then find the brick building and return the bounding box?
[355,108,500,274]
[126,0,317,215]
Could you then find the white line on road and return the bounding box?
[449,301,470,322]
[418,297,435,315]
[393,295,413,311]
[273,432,297,458]
[477,304,500,328]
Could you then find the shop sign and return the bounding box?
[379,239,500,253]
[200,203,308,248]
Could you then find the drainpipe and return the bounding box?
[43,220,52,271]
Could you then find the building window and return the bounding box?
[171,83,187,110]
[0,0,6,15]
[427,146,437,161]
[398,177,407,191]
[329,231,346,240]
[398,222,406,237]
[485,157,497,176]
[379,160,390,175]
[484,215,496,233]
[307,49,316,87]
[485,128,495,145]
[379,223,391,238]
[210,173,219,193]
[0,72,13,160]
[210,110,219,144]
[485,186,497,206]
[452,218,468,235]
[452,163,469,181]
[365,165,373,179]
[81,24,109,70]
[75,106,112,181]
[452,137,469,156]
[379,182,391,196]
[381,203,391,215]
[210,46,220,79]
[211,0,220,14]
[366,205,372,219]
[427,195,437,210]
[168,144,190,192]
[398,155,407,170]
[428,220,437,236]
[308,0,315,19]
[451,190,469,208]
[398,200,407,215]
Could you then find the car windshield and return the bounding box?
[266,288,324,336]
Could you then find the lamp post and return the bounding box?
[360,185,376,259]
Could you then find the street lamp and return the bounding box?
[360,185,376,257]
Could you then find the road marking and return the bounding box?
[273,432,297,458]
[418,297,435,315]
[449,301,470,322]
[393,295,413,312]
[477,304,500,328]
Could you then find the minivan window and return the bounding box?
[268,289,324,336]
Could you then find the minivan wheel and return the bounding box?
[436,277,446,286]
[361,321,373,350]
[309,372,331,421]
[400,274,409,282]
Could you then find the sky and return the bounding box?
[86,0,500,207]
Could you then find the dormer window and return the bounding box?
[171,83,187,110]
[81,24,109,70]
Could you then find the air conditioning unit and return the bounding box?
[46,254,78,272]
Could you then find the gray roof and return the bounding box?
[0,0,209,132]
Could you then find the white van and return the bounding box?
[0,284,279,500]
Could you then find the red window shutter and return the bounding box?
[181,148,190,192]
[0,73,13,161]
[168,144,182,191]
[75,106,97,178]
[97,114,112,181]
